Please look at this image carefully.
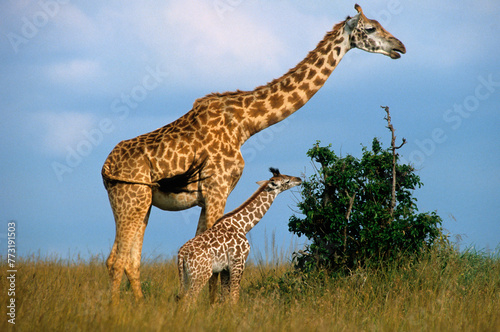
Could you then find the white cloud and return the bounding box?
[45,59,102,84]
[5,1,335,93]
[42,3,103,50]
[164,0,282,66]
[54,4,98,32]
[31,111,98,157]
[119,0,290,88]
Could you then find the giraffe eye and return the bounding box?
[365,27,376,34]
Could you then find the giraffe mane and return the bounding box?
[192,20,347,108]
[213,180,270,225]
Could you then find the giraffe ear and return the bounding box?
[346,13,361,32]
[256,180,267,187]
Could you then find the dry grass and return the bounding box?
[1,247,499,331]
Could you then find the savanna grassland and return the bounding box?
[1,247,499,332]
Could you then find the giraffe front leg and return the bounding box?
[196,173,242,303]
[196,174,234,235]
[106,242,118,278]
[195,206,208,235]
[195,191,228,304]
[195,197,227,235]
[229,260,245,304]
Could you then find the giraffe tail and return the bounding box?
[101,156,209,190]
[156,155,210,194]
[101,163,159,188]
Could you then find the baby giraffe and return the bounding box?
[177,168,301,304]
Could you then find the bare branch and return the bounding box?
[344,190,356,253]
[396,138,407,150]
[380,106,403,221]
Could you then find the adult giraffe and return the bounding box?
[102,4,406,303]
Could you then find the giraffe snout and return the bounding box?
[389,38,406,59]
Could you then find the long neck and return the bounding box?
[236,20,350,141]
[190,20,351,146]
[223,182,279,234]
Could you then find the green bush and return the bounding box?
[289,137,445,272]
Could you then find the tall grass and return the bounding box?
[1,246,499,331]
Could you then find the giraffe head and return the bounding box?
[345,4,406,59]
[257,168,302,194]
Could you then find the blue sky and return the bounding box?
[1,1,499,261]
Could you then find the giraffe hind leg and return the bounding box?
[176,254,189,302]
[185,267,212,304]
[109,218,149,303]
[106,183,152,304]
[220,269,230,302]
[124,208,150,301]
[209,273,219,304]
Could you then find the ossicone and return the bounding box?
[269,167,280,177]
